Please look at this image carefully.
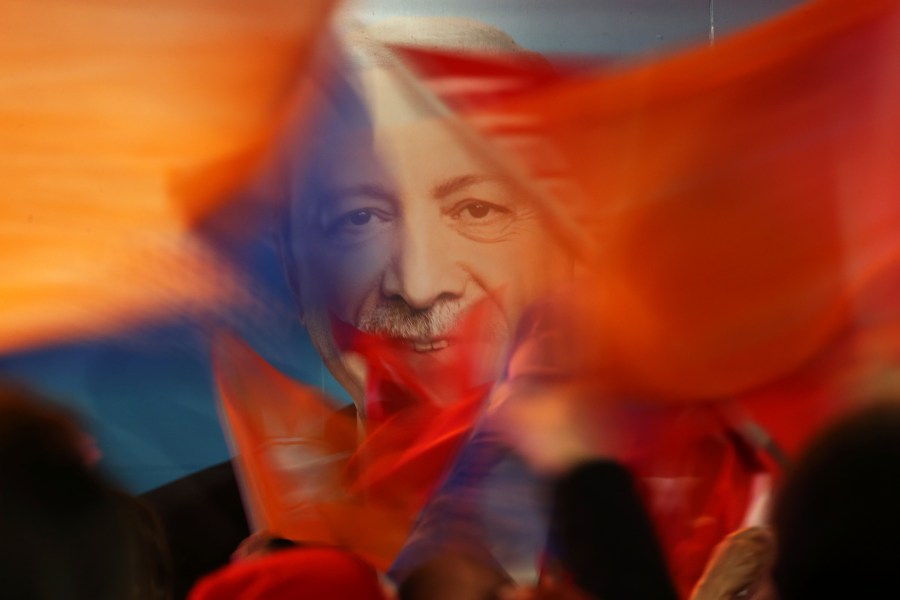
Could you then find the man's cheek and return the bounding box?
[316,244,391,320]
[467,239,558,300]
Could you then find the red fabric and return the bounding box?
[187,548,387,600]
[628,408,769,597]
[218,0,900,592]
[396,0,900,403]
[215,326,489,571]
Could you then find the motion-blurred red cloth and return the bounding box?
[215,333,487,572]
[188,547,388,600]
[393,1,900,594]
[221,0,900,591]
[399,0,900,402]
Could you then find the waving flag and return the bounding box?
[0,0,336,353]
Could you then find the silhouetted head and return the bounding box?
[0,382,132,600]
[772,400,900,599]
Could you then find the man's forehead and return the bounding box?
[320,131,509,203]
[355,66,438,127]
[309,64,461,167]
[318,87,494,182]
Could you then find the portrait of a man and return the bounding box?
[282,18,574,410]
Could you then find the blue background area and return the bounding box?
[0,0,803,493]
[357,0,804,56]
[0,233,350,493]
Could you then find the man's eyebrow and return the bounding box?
[329,183,396,202]
[431,174,499,199]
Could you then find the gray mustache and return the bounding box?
[357,299,463,340]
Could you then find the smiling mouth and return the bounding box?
[405,339,450,353]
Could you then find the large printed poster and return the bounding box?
[3,0,900,597]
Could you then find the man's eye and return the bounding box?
[465,202,492,219]
[321,208,390,239]
[454,200,510,222]
[347,210,373,226]
[448,199,517,241]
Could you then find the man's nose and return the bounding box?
[381,219,466,310]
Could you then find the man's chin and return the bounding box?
[391,337,507,403]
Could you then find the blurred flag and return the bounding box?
[215,333,487,571]
[398,0,900,401]
[0,0,336,353]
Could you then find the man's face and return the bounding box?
[294,68,570,395]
